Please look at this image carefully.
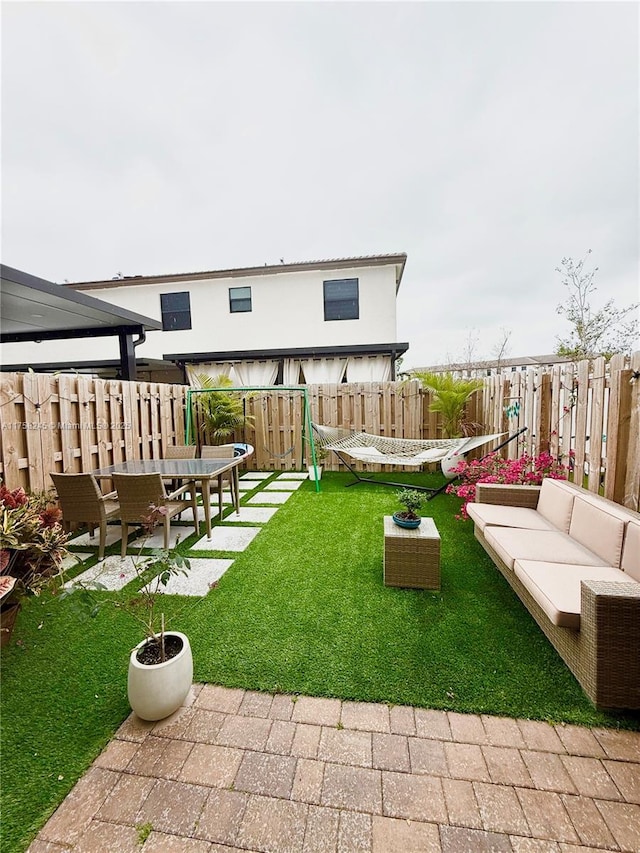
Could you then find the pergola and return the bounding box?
[0,265,161,380]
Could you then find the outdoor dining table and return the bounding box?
[92,456,246,539]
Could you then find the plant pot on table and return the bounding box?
[392,512,421,529]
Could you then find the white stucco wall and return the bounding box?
[2,263,399,366]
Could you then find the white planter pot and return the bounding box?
[127,631,193,721]
[308,464,323,481]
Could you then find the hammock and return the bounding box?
[311,423,526,496]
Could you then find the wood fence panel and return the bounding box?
[522,372,533,456]
[572,360,590,486]
[550,365,562,458]
[122,382,137,461]
[1,364,638,507]
[0,374,24,488]
[158,383,171,456]
[605,357,626,496]
[605,357,631,504]
[57,374,75,473]
[138,383,151,460]
[22,373,45,491]
[624,350,640,510]
[587,356,606,492]
[559,364,574,470]
[38,374,57,488]
[537,371,552,454]
[507,372,522,459]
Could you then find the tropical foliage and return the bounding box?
[191,373,254,444]
[0,483,69,603]
[411,371,483,437]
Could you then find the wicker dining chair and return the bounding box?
[112,473,199,558]
[50,472,120,561]
[164,444,197,493]
[201,444,237,507]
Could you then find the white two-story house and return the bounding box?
[1,254,409,384]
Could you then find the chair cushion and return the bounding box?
[569,497,626,568]
[621,519,640,582]
[514,560,632,629]
[536,479,576,533]
[467,503,557,533]
[484,527,611,572]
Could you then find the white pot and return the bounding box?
[127,631,193,721]
[308,464,323,481]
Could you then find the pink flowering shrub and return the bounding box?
[446,451,569,520]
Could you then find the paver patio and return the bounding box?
[27,688,640,852]
[43,473,640,851]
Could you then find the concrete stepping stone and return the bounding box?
[208,495,234,506]
[263,480,303,491]
[277,473,309,480]
[237,483,256,492]
[132,525,194,549]
[222,507,278,524]
[70,524,123,548]
[61,552,92,571]
[66,555,143,591]
[240,472,272,480]
[140,558,233,596]
[247,491,292,505]
[191,526,261,552]
[178,506,208,523]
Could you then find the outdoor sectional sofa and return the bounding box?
[468,478,640,710]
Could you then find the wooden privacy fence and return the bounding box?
[0,373,186,492]
[479,352,640,510]
[1,352,638,510]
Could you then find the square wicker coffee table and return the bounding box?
[383,516,441,590]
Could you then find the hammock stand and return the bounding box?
[311,424,528,499]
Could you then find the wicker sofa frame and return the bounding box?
[473,482,640,711]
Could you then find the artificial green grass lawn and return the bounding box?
[1,471,639,852]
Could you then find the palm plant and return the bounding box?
[191,373,254,444]
[412,372,483,438]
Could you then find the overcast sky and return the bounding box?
[2,0,638,368]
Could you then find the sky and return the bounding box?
[2,0,638,369]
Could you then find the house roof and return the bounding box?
[0,264,161,343]
[410,354,573,372]
[64,253,408,293]
[164,342,410,364]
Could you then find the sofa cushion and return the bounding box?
[484,527,611,572]
[468,503,557,533]
[514,560,633,629]
[536,479,576,533]
[621,519,640,582]
[569,497,626,568]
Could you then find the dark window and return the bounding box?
[323,278,359,321]
[160,292,191,331]
[229,286,252,313]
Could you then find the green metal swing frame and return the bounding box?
[185,385,321,493]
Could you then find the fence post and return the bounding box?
[536,371,552,454]
[624,351,640,511]
[605,361,632,504]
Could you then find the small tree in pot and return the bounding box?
[393,489,425,529]
[61,506,201,721]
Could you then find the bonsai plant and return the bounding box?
[61,506,197,721]
[393,488,425,529]
[0,483,70,646]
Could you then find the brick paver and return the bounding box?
[27,688,640,853]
